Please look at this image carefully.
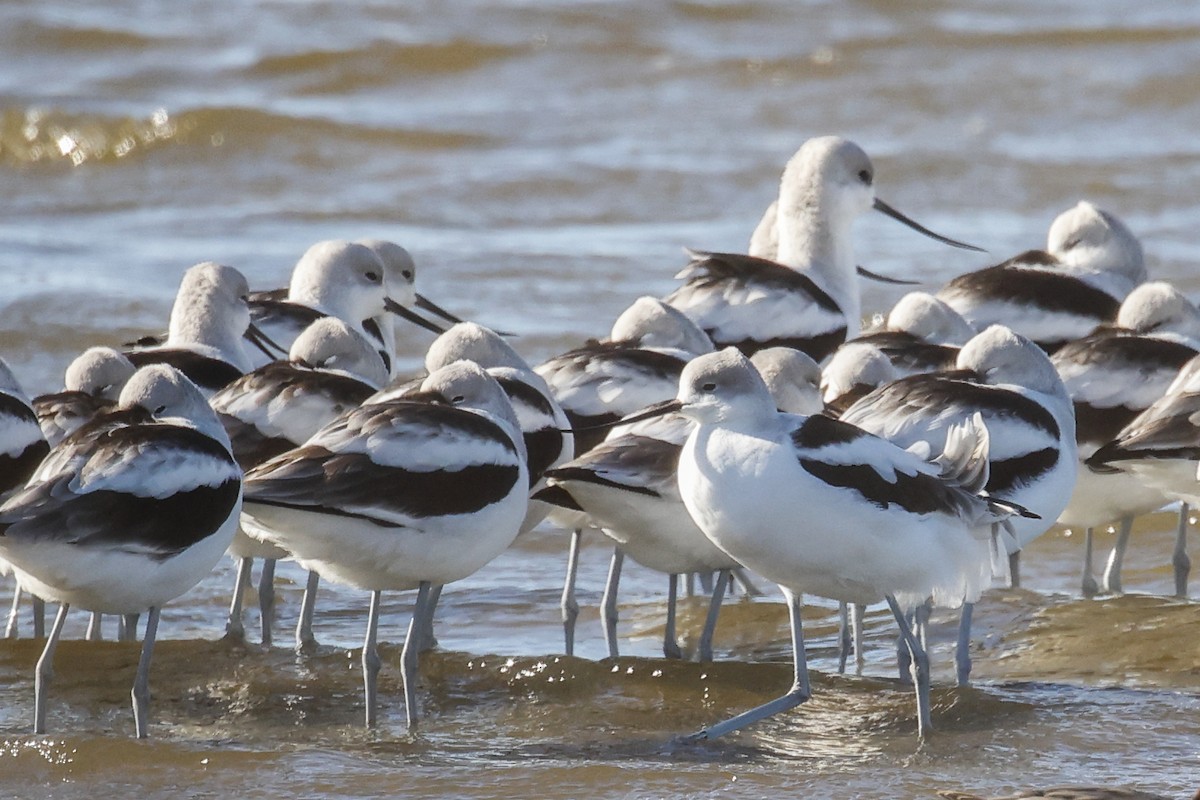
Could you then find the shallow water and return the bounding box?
[2,2,1200,797]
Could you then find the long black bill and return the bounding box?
[855,265,922,286]
[414,293,516,337]
[558,399,683,433]
[872,198,986,253]
[384,297,448,336]
[245,322,288,360]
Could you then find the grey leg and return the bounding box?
[5,584,22,638]
[34,603,70,734]
[697,571,714,595]
[85,612,103,642]
[896,608,914,683]
[955,602,974,687]
[851,603,865,674]
[1082,527,1100,598]
[32,596,45,639]
[226,557,252,640]
[120,614,139,642]
[837,602,851,674]
[131,607,160,739]
[683,588,810,742]
[417,584,442,653]
[697,568,730,663]
[685,572,696,598]
[258,558,277,648]
[296,570,320,653]
[1103,517,1133,595]
[1008,550,1021,588]
[401,581,435,729]
[886,595,932,739]
[560,529,581,656]
[601,547,624,659]
[363,590,382,728]
[731,567,762,597]
[1173,503,1191,598]
[663,574,682,660]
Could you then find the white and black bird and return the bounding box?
[938,201,1146,353]
[843,291,976,377]
[619,348,1017,740]
[240,361,528,729]
[210,316,389,647]
[1052,282,1200,596]
[664,136,982,359]
[33,347,136,447]
[0,364,242,738]
[820,342,900,417]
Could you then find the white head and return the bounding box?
[288,240,391,323]
[609,296,714,355]
[167,262,253,371]
[1046,201,1145,285]
[119,364,231,446]
[1115,281,1200,340]
[750,347,823,415]
[357,239,417,308]
[64,347,136,400]
[0,357,28,401]
[425,322,531,373]
[418,360,525,461]
[820,342,897,406]
[885,292,976,346]
[957,325,1068,400]
[290,317,389,388]
[676,347,777,425]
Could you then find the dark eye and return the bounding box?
[701,382,717,392]
[401,270,413,280]
[451,394,466,404]
[1062,238,1081,250]
[857,169,872,185]
[154,404,167,414]
[365,271,380,282]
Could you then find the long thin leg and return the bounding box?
[131,607,160,738]
[120,614,139,642]
[258,558,277,647]
[85,613,103,642]
[1082,527,1100,598]
[1008,550,1021,588]
[1103,517,1133,594]
[401,581,435,729]
[837,602,851,674]
[296,570,321,653]
[663,574,682,660]
[730,567,762,597]
[226,557,252,640]
[697,568,730,663]
[362,589,382,728]
[956,602,974,687]
[683,588,810,742]
[560,529,581,656]
[5,584,21,638]
[601,547,624,659]
[851,603,865,674]
[417,584,443,653]
[1173,503,1191,598]
[886,595,932,738]
[685,572,696,598]
[34,603,70,734]
[32,596,45,639]
[697,571,714,595]
[896,608,914,684]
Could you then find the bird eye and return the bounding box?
[401,270,413,280]
[154,404,167,414]
[701,382,717,392]
[365,271,381,282]
[1062,238,1082,250]
[857,169,872,185]
[451,394,466,404]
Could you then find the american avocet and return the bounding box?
[820,342,899,417]
[841,325,1076,684]
[0,359,51,640]
[211,317,388,647]
[125,262,258,396]
[1052,282,1200,596]
[936,786,1186,800]
[0,364,241,737]
[843,291,976,377]
[1086,352,1200,597]
[618,348,1016,739]
[938,201,1145,353]
[665,136,982,359]
[240,361,528,728]
[33,347,136,447]
[537,347,821,662]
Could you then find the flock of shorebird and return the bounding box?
[3,136,1199,756]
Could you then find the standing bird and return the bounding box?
[0,365,242,738]
[240,362,528,728]
[665,135,982,359]
[621,348,1015,740]
[938,201,1145,353]
[210,317,389,647]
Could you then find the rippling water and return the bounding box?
[3,2,1200,797]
